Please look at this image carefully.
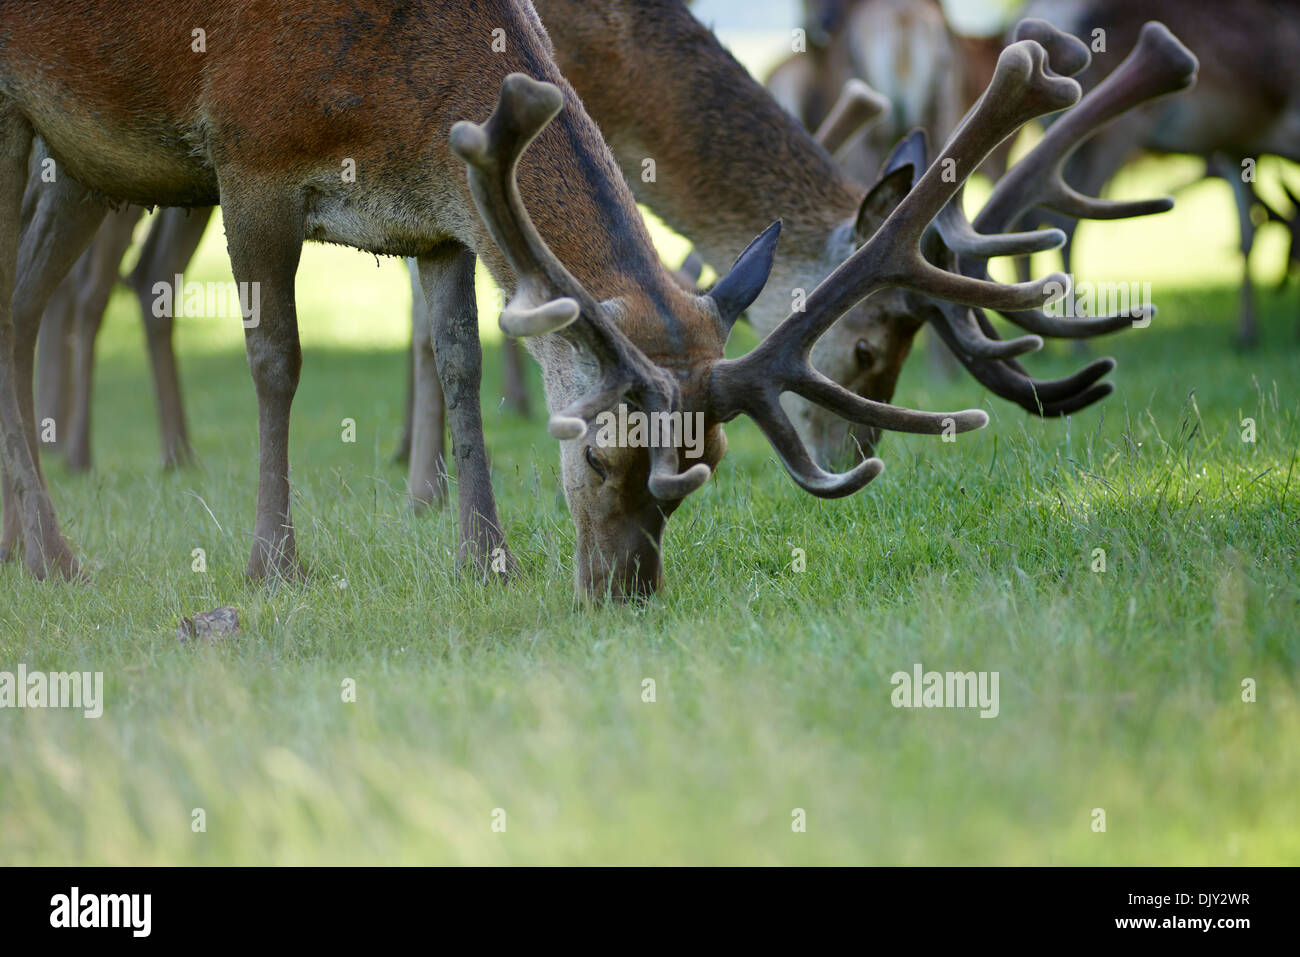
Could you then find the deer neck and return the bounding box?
[536,0,863,325]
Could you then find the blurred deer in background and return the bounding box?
[767,0,965,187]
[1020,0,1300,346]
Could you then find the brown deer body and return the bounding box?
[1022,0,1300,345]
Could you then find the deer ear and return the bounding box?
[854,164,915,245]
[879,128,929,181]
[710,220,781,330]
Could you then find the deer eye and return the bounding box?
[584,446,608,482]
[855,339,875,367]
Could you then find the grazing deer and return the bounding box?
[35,204,210,471]
[1021,0,1300,346]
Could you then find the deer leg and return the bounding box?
[1225,170,1258,348]
[35,267,77,452]
[501,337,531,416]
[417,244,516,580]
[63,207,142,472]
[125,206,210,469]
[405,257,447,510]
[219,185,303,581]
[391,332,415,465]
[0,118,106,576]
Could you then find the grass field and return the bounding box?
[1,148,1298,865]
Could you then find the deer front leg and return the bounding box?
[126,206,211,469]
[64,207,141,472]
[219,186,304,582]
[405,258,447,510]
[417,244,516,580]
[0,116,105,576]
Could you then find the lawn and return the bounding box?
[0,148,1297,865]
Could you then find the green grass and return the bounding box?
[1,156,1299,864]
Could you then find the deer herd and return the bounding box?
[7,0,1279,605]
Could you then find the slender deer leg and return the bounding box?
[125,206,211,469]
[64,207,141,472]
[391,334,415,465]
[0,120,106,576]
[417,244,516,580]
[219,185,303,581]
[406,257,446,509]
[35,266,77,451]
[501,337,531,416]
[1225,169,1258,348]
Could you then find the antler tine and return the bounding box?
[1012,18,1092,77]
[929,299,1118,414]
[947,22,1196,340]
[932,188,1067,260]
[750,398,887,498]
[815,79,890,155]
[452,73,710,501]
[450,74,588,341]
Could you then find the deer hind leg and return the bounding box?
[218,183,303,582]
[404,258,446,510]
[417,244,517,581]
[0,117,106,576]
[64,206,142,472]
[501,337,531,417]
[125,206,211,469]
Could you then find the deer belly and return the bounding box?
[22,100,219,208]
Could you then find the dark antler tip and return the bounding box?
[650,463,712,501]
[1013,18,1092,77]
[1137,22,1200,83]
